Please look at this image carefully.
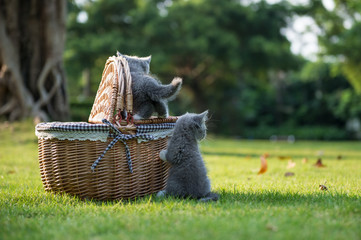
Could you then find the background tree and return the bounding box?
[66,0,300,132]
[299,0,361,93]
[65,0,360,139]
[0,0,69,121]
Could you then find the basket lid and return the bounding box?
[88,55,132,124]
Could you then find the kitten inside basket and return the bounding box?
[119,52,182,120]
[157,111,219,202]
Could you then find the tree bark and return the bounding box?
[0,0,69,121]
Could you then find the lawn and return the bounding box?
[0,121,360,240]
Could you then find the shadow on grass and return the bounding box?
[5,189,359,212]
[215,190,360,207]
[71,190,360,208]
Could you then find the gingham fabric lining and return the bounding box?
[35,121,175,143]
[36,122,109,132]
[135,123,175,143]
[35,130,109,142]
[136,123,176,134]
[35,122,109,142]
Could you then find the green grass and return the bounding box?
[1,121,360,240]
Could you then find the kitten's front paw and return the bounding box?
[171,77,182,87]
[159,150,167,161]
[156,190,167,198]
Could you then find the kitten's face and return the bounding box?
[179,111,208,141]
[123,55,151,74]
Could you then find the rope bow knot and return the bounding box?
[91,119,154,173]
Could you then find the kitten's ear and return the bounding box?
[199,110,208,122]
[142,56,151,73]
[194,110,208,124]
[144,55,151,64]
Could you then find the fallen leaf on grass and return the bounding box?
[278,156,291,160]
[284,172,295,177]
[7,170,15,174]
[319,181,328,190]
[287,160,296,169]
[257,154,268,175]
[314,158,326,168]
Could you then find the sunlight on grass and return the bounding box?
[0,121,360,240]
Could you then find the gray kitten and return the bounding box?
[119,52,182,120]
[157,111,219,202]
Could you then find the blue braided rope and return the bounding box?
[120,138,133,173]
[91,135,122,172]
[91,119,154,174]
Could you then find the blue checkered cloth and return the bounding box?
[36,122,109,132]
[36,121,175,136]
[136,123,176,134]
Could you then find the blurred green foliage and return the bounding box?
[65,0,361,139]
[298,0,361,93]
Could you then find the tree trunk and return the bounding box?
[0,0,69,121]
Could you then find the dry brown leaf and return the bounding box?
[278,156,291,160]
[284,172,295,177]
[314,158,326,168]
[287,160,296,169]
[258,154,268,175]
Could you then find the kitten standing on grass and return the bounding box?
[119,52,182,120]
[157,111,219,202]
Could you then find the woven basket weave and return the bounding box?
[36,55,176,200]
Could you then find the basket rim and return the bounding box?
[36,116,178,132]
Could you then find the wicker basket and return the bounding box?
[36,55,176,200]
